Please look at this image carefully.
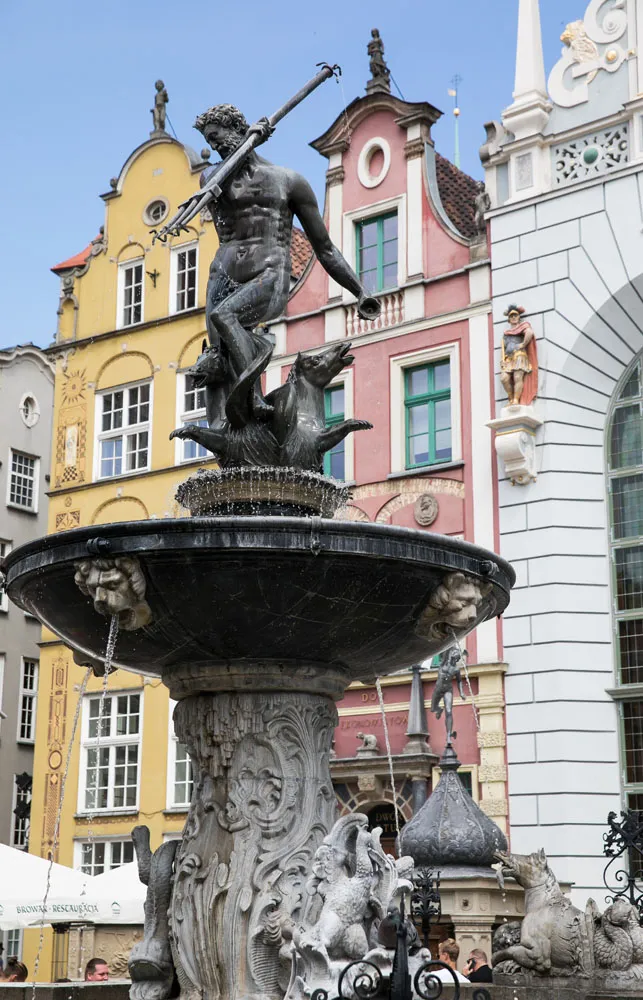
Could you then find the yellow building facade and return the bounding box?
[25,124,225,978]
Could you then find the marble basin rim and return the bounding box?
[3,516,514,699]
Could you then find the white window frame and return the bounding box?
[93,379,153,481]
[323,369,355,483]
[16,657,38,744]
[169,242,199,315]
[73,837,135,874]
[0,540,11,612]
[2,928,23,961]
[116,257,145,330]
[342,194,407,304]
[174,371,208,466]
[166,699,193,809]
[389,342,461,475]
[11,774,31,849]
[6,450,39,514]
[77,691,143,814]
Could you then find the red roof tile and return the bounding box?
[51,243,93,274]
[435,153,479,239]
[290,227,312,281]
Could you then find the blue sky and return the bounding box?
[0,0,584,349]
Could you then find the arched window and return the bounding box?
[607,353,643,810]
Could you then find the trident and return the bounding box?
[151,63,341,244]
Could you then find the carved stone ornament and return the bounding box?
[74,556,152,630]
[487,404,543,486]
[548,0,628,109]
[492,848,643,986]
[286,813,414,1000]
[168,691,338,1000]
[413,493,439,527]
[416,571,491,641]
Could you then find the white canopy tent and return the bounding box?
[0,845,92,931]
[0,847,145,930]
[78,862,145,924]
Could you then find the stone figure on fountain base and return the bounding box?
[431,645,467,745]
[492,848,643,991]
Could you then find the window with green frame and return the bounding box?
[356,212,398,293]
[404,360,452,469]
[324,384,345,480]
[607,354,643,810]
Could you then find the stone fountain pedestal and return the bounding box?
[3,512,514,1000]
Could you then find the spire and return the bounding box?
[502,0,551,139]
[404,665,431,755]
[366,28,391,95]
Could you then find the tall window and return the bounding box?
[2,929,22,961]
[81,693,142,812]
[17,658,38,742]
[172,245,198,313]
[11,773,32,849]
[97,382,151,479]
[404,360,452,468]
[178,374,208,462]
[608,354,643,810]
[167,700,194,808]
[119,260,144,327]
[356,212,398,293]
[0,540,11,612]
[78,839,134,875]
[323,385,345,480]
[7,451,37,511]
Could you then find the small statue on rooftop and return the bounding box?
[431,645,467,745]
[356,731,380,756]
[474,181,491,236]
[151,80,168,133]
[367,29,391,94]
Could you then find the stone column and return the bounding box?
[169,690,338,1000]
[450,915,494,972]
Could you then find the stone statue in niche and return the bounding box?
[430,645,467,745]
[151,81,169,133]
[159,93,379,472]
[500,304,538,406]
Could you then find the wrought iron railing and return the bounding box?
[603,809,643,923]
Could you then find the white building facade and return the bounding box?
[483,0,643,901]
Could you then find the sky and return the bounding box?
[0,0,585,349]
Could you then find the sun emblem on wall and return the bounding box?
[61,369,87,406]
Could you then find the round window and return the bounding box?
[20,394,40,427]
[143,198,169,226]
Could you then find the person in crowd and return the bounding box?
[0,958,28,982]
[465,948,493,983]
[84,958,109,982]
[432,939,470,983]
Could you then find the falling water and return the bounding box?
[450,628,480,732]
[375,677,400,842]
[31,616,119,994]
[31,667,92,997]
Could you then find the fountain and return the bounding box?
[2,68,513,1000]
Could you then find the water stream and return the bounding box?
[30,615,119,993]
[375,677,400,843]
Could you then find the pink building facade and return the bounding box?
[264,78,510,844]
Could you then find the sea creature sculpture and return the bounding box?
[129,825,179,1000]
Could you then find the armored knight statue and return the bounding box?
[500,304,538,406]
[431,645,467,745]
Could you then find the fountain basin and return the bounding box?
[3,516,513,697]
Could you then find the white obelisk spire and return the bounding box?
[503,0,551,139]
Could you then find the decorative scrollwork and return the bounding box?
[311,961,383,1000]
[414,960,460,1000]
[409,867,442,950]
[603,810,643,922]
